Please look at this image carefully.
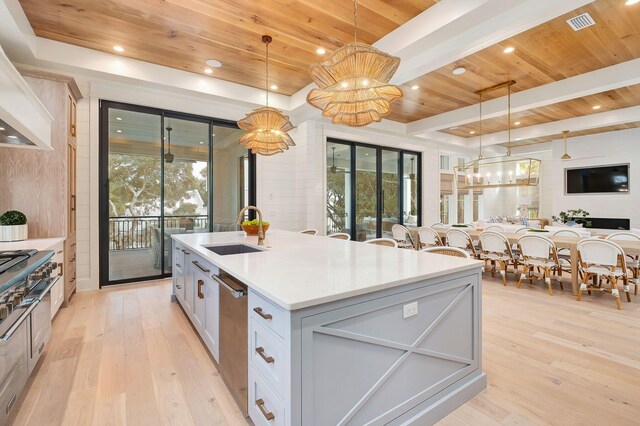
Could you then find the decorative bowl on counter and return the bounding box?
[241,223,269,236]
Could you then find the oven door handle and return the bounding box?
[36,276,61,302]
[211,274,247,298]
[1,301,38,341]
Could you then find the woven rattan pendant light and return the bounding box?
[306,0,403,127]
[237,35,295,156]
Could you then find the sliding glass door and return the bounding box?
[99,101,255,286]
[326,138,421,241]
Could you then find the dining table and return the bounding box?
[408,227,640,295]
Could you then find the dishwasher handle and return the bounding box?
[211,274,247,298]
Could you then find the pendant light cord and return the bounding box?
[265,39,270,109]
[478,94,483,159]
[506,84,512,156]
[354,0,358,44]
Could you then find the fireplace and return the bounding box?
[573,217,630,230]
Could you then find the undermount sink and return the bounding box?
[204,244,265,256]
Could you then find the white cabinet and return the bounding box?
[188,257,220,362]
[202,274,219,362]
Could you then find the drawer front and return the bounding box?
[250,319,285,399]
[249,367,286,426]
[174,246,185,271]
[249,291,286,339]
[50,280,64,320]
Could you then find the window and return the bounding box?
[457,156,466,170]
[440,155,450,171]
[326,139,421,240]
[457,194,466,224]
[440,194,450,224]
[473,193,481,221]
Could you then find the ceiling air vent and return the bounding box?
[566,13,595,31]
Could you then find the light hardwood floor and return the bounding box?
[9,275,640,425]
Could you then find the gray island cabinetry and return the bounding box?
[173,230,485,425]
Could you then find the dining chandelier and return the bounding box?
[306,0,403,127]
[237,35,295,156]
[456,80,541,190]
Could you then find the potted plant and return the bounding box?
[0,210,28,242]
[551,209,592,227]
[241,219,269,236]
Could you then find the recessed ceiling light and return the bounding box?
[0,127,4,131]
[212,133,216,137]
[8,135,18,139]
[515,137,522,141]
[469,131,475,134]
[452,66,466,75]
[316,48,326,55]
[205,59,222,68]
[514,121,521,125]
[116,129,122,133]
[199,141,204,144]
[116,117,122,121]
[113,45,124,53]
[592,105,601,110]
[626,0,639,5]
[341,82,349,88]
[204,68,213,74]
[503,46,515,54]
[270,84,278,90]
[411,85,419,90]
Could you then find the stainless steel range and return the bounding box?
[0,249,60,424]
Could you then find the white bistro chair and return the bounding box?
[328,232,350,240]
[365,238,398,248]
[430,222,447,229]
[421,246,470,259]
[417,227,443,249]
[606,232,640,295]
[484,225,505,233]
[391,224,415,249]
[552,229,582,277]
[516,235,562,295]
[446,228,479,259]
[478,231,517,285]
[577,238,631,310]
[300,229,318,236]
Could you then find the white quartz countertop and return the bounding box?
[172,230,482,310]
[0,237,65,252]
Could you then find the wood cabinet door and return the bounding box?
[68,93,77,141]
[68,142,77,236]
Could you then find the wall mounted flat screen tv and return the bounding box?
[565,164,629,194]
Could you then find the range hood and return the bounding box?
[0,44,52,150]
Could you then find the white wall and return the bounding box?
[63,76,474,291]
[549,128,640,228]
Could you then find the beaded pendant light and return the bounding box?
[237,35,295,156]
[306,0,403,127]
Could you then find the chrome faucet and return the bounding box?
[237,205,265,246]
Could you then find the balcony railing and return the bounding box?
[109,215,209,250]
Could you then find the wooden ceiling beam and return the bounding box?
[469,105,640,147]
[407,58,640,134]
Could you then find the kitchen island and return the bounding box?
[172,230,486,425]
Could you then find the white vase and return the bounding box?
[0,224,28,242]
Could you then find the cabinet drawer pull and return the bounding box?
[255,347,274,364]
[192,261,210,273]
[176,285,182,289]
[176,263,182,268]
[255,399,275,421]
[197,279,204,299]
[176,247,182,252]
[182,251,191,255]
[253,307,272,320]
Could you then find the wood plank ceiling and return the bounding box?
[17,0,640,148]
[390,0,640,124]
[18,0,438,95]
[501,121,640,148]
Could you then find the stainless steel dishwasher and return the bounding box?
[213,269,248,417]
